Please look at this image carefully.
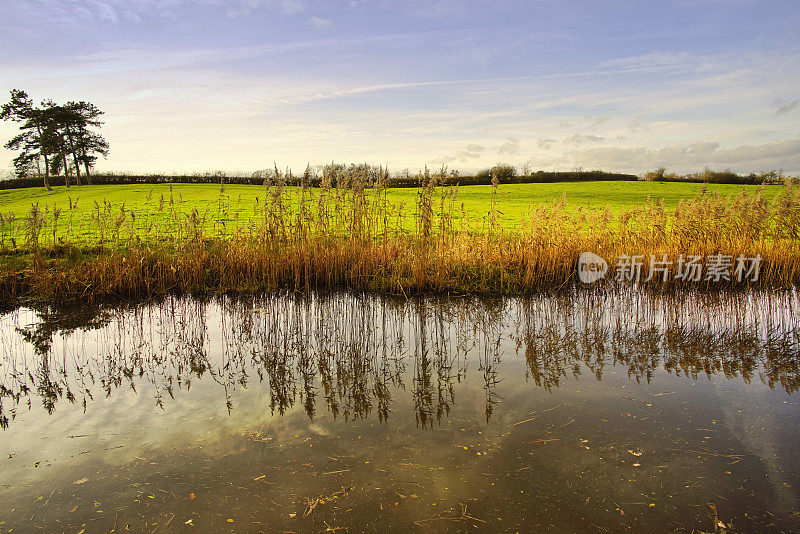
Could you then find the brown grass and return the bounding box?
[0,169,799,301]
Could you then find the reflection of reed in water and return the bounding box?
[0,290,798,430]
[517,289,800,392]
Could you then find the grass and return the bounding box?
[0,172,797,300]
[0,180,784,239]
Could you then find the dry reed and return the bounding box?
[0,170,798,301]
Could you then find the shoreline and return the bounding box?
[0,239,795,304]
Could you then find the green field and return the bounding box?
[0,180,782,238]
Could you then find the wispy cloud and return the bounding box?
[774,98,798,116]
[628,116,648,133]
[496,137,520,154]
[12,0,311,24]
[63,28,471,74]
[431,143,489,165]
[597,52,695,71]
[565,139,800,174]
[538,138,556,150]
[456,150,482,160]
[586,116,610,129]
[565,134,604,145]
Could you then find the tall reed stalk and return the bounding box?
[0,179,798,300]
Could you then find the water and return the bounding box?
[1,290,799,532]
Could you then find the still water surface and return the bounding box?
[1,290,799,532]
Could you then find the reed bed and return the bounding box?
[0,168,798,300]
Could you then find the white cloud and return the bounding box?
[309,15,332,28]
[496,137,519,154]
[565,134,604,145]
[429,154,456,164]
[568,139,800,174]
[95,2,119,22]
[427,143,491,166]
[586,116,610,129]
[537,138,556,149]
[628,116,648,133]
[455,150,481,160]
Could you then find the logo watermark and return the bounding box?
[579,253,762,284]
[578,252,609,284]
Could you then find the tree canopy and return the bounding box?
[1,89,109,190]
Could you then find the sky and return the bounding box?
[1,0,799,176]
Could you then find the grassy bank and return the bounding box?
[0,173,798,300]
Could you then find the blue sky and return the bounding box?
[1,0,799,175]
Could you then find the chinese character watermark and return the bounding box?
[578,253,762,284]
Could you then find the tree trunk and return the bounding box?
[73,153,82,185]
[82,151,92,185]
[34,122,53,191]
[65,126,82,186]
[63,154,70,187]
[42,155,52,191]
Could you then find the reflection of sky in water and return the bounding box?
[0,290,799,532]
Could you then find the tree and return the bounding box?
[47,101,82,186]
[1,89,56,190]
[71,101,109,183]
[43,100,76,187]
[61,100,108,184]
[475,163,516,182]
[1,89,109,188]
